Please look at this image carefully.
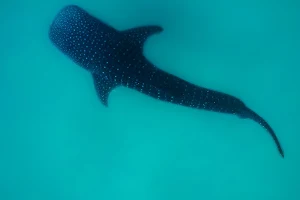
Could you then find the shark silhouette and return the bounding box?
[48,5,284,158]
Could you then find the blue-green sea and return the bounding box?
[1,0,299,199]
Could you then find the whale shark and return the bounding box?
[48,5,284,158]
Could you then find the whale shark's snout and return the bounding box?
[49,5,90,52]
[51,5,83,27]
[48,5,117,70]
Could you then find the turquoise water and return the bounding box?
[1,0,300,199]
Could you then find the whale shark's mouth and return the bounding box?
[48,4,102,63]
[49,5,86,44]
[50,5,86,28]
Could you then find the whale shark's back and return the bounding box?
[48,5,117,68]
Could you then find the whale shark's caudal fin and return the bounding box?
[242,107,284,158]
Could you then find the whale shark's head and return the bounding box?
[49,5,96,66]
[49,5,90,51]
[48,5,116,69]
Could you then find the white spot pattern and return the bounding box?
[48,6,287,160]
[48,5,245,114]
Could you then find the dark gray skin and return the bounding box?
[49,5,284,158]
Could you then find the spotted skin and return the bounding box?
[49,5,284,158]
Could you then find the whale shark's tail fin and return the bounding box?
[241,107,284,158]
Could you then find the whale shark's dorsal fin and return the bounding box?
[121,25,163,47]
[92,72,118,107]
[90,25,163,107]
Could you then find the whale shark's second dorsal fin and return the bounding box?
[121,25,163,47]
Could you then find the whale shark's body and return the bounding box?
[49,5,284,158]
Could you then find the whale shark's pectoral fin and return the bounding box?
[121,25,163,47]
[92,73,118,107]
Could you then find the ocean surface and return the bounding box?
[1,0,299,199]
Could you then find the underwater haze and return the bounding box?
[1,0,300,200]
